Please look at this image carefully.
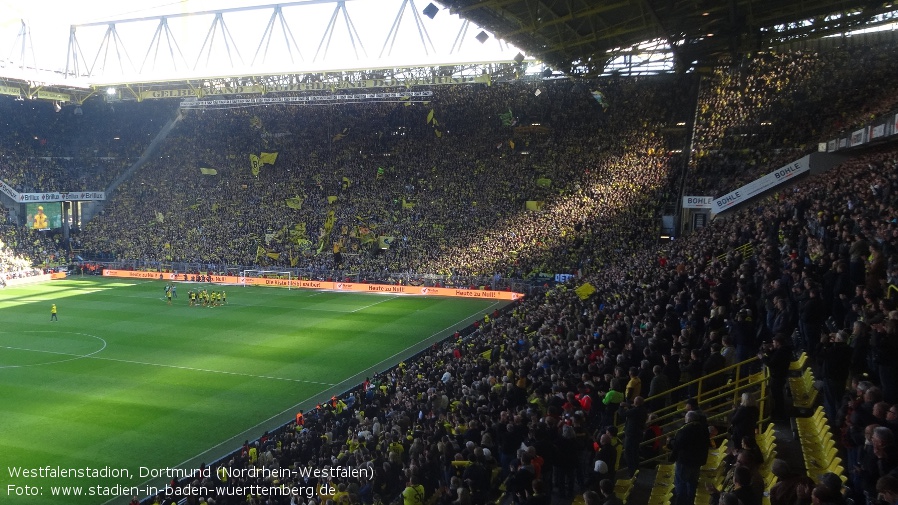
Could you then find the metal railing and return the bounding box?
[623,356,768,466]
[710,242,755,264]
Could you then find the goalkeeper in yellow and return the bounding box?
[33,206,49,229]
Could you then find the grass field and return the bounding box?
[0,277,506,505]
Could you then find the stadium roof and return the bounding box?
[0,0,526,95]
[1,0,897,102]
[439,0,898,74]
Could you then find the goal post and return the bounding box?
[239,269,293,289]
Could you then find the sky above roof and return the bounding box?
[0,0,525,86]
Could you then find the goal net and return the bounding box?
[239,269,293,289]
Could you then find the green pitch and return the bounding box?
[0,277,506,504]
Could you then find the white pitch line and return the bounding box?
[113,302,499,488]
[350,295,399,313]
[99,299,503,505]
[0,332,108,369]
[0,345,335,386]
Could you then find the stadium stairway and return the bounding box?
[620,353,818,505]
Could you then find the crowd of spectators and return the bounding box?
[76,75,692,278]
[137,141,898,505]
[0,231,42,283]
[0,206,61,280]
[0,98,177,193]
[2,40,898,505]
[688,37,898,196]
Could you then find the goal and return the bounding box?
[239,269,293,289]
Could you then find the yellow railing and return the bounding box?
[619,356,768,466]
[711,242,755,264]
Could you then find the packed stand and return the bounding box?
[0,213,43,284]
[152,145,898,505]
[0,206,63,277]
[688,38,898,197]
[79,75,693,278]
[0,98,178,193]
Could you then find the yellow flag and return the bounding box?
[285,196,304,209]
[525,201,545,211]
[536,178,552,188]
[266,251,280,260]
[289,222,307,243]
[426,109,434,124]
[323,210,336,233]
[199,167,218,175]
[509,140,515,150]
[250,154,261,176]
[402,198,415,209]
[574,282,596,300]
[434,130,442,138]
[259,152,278,165]
[327,196,338,204]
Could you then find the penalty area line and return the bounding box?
[88,355,337,386]
[0,345,335,386]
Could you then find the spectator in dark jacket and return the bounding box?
[759,335,793,421]
[648,365,671,411]
[619,397,648,477]
[702,343,728,393]
[770,298,795,340]
[729,308,758,362]
[671,410,711,505]
[798,287,826,355]
[820,330,852,420]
